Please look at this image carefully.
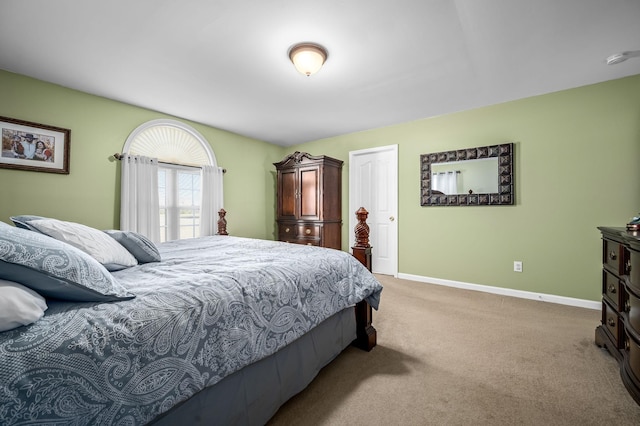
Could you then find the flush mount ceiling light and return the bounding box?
[606,50,640,65]
[288,43,327,76]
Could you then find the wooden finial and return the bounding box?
[351,206,376,351]
[354,207,370,248]
[217,208,228,235]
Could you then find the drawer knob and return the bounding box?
[625,339,631,351]
[305,229,311,235]
[608,284,617,294]
[626,300,631,312]
[285,227,290,233]
[609,251,617,261]
[607,318,616,327]
[627,260,632,273]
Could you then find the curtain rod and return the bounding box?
[113,153,226,173]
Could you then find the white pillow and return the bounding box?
[0,279,48,332]
[28,218,138,271]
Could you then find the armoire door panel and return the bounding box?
[280,170,297,218]
[300,167,319,219]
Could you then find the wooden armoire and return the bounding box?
[274,151,343,249]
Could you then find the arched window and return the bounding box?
[123,119,217,167]
[122,119,223,242]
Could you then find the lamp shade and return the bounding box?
[289,43,327,76]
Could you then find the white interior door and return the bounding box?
[349,145,398,276]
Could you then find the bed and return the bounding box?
[0,214,382,425]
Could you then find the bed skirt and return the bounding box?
[150,307,357,425]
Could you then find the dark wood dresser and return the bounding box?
[596,227,640,405]
[274,152,343,249]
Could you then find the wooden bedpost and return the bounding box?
[217,209,228,235]
[352,207,377,351]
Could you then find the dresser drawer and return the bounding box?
[628,288,640,336]
[627,332,640,383]
[603,270,622,309]
[278,223,322,246]
[298,224,321,238]
[604,239,624,274]
[278,223,296,239]
[628,250,640,294]
[603,301,623,349]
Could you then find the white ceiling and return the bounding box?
[1,0,639,147]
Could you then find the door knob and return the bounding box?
[389,216,395,222]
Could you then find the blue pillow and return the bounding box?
[0,221,135,302]
[10,215,47,233]
[104,230,161,264]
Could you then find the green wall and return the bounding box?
[0,70,283,239]
[293,74,640,301]
[3,68,639,302]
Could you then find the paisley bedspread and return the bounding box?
[0,236,382,425]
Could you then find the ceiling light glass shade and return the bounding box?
[289,43,327,76]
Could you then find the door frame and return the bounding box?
[348,144,398,277]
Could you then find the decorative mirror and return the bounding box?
[420,143,514,206]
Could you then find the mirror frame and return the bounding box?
[420,142,514,206]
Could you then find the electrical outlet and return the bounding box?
[514,261,523,272]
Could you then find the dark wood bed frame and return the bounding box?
[216,207,378,352]
[351,207,377,351]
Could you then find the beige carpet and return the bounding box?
[267,275,640,425]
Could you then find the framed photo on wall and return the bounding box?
[0,116,70,174]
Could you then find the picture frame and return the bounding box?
[0,116,70,174]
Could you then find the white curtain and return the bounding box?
[120,154,160,243]
[444,171,458,194]
[200,165,224,236]
[432,171,458,194]
[432,172,441,193]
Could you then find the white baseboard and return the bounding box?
[396,273,601,310]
